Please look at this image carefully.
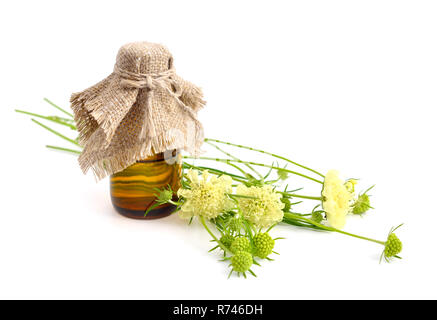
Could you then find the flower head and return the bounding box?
[236,185,285,229]
[322,170,353,229]
[352,185,374,215]
[280,196,292,212]
[155,186,174,204]
[277,168,289,181]
[230,237,251,254]
[311,211,324,223]
[381,224,403,262]
[220,234,235,249]
[352,194,371,214]
[228,216,243,233]
[231,251,253,273]
[177,169,234,220]
[253,232,275,259]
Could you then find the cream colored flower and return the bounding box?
[236,185,285,229]
[322,170,353,229]
[177,169,234,220]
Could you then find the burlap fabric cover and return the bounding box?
[71,42,205,180]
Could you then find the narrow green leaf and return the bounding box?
[44,98,74,118]
[46,145,81,154]
[32,118,80,146]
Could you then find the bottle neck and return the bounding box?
[136,149,180,163]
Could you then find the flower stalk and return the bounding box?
[199,216,231,254]
[183,156,324,184]
[31,118,80,147]
[283,212,385,245]
[205,138,325,178]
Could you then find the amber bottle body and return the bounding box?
[110,150,181,219]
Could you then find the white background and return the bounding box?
[0,0,436,299]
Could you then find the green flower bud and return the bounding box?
[277,169,289,181]
[156,188,173,204]
[228,217,243,233]
[381,224,403,263]
[352,194,371,214]
[253,232,275,259]
[230,237,251,253]
[220,234,235,249]
[245,174,265,187]
[311,211,324,223]
[231,251,253,273]
[281,197,292,212]
[384,233,402,259]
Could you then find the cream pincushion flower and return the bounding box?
[322,170,353,229]
[236,185,285,229]
[177,169,234,220]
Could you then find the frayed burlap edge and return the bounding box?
[70,73,139,147]
[80,129,202,181]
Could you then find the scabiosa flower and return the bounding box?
[277,168,289,181]
[322,170,353,229]
[220,234,235,249]
[352,194,371,214]
[381,224,403,262]
[230,237,251,254]
[253,232,275,259]
[236,185,285,229]
[155,187,174,204]
[177,169,234,220]
[311,211,324,223]
[352,185,374,215]
[280,196,292,212]
[230,251,253,273]
[228,215,244,233]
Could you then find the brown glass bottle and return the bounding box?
[110,150,181,219]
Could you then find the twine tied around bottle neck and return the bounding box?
[114,66,182,95]
[113,65,200,142]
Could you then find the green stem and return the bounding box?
[243,219,254,240]
[182,163,248,183]
[283,212,385,245]
[288,212,313,217]
[205,138,325,178]
[46,145,81,154]
[224,161,254,178]
[43,98,74,118]
[227,193,258,199]
[278,191,323,201]
[31,118,80,147]
[168,200,181,206]
[186,158,250,180]
[205,140,263,179]
[281,215,325,230]
[199,216,231,254]
[15,109,76,130]
[184,156,323,184]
